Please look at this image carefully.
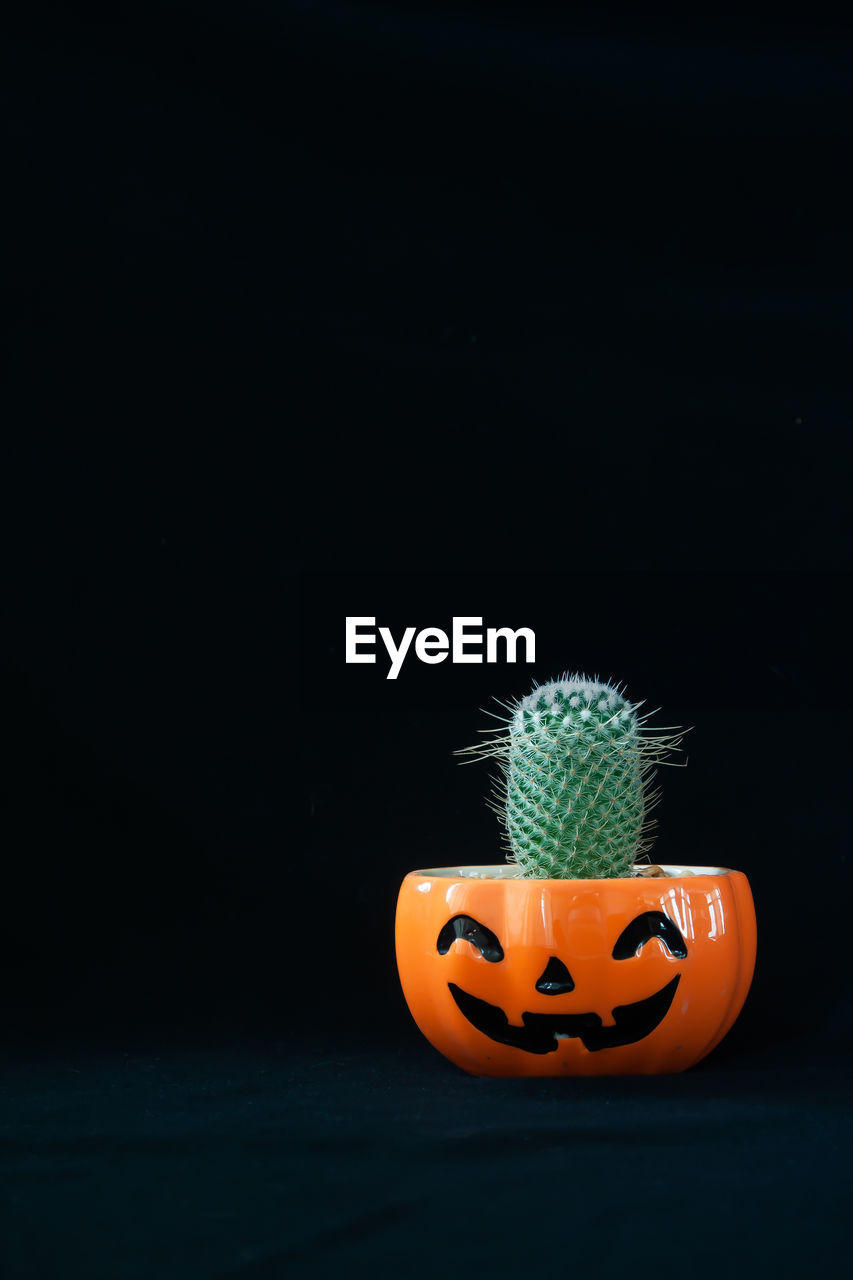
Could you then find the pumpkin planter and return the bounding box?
[395,673,757,1077]
[395,862,756,1077]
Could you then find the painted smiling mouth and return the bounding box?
[447,975,681,1054]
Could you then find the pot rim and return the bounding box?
[407,863,739,881]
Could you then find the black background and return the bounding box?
[2,3,852,1276]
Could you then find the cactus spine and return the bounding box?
[458,674,687,879]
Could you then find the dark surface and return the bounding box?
[2,1033,850,1279]
[3,2,852,1275]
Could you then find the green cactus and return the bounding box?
[457,673,687,879]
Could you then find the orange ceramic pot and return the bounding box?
[395,864,756,1077]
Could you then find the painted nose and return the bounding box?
[535,956,575,995]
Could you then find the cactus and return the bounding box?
[457,673,687,879]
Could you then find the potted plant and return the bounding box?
[395,674,756,1076]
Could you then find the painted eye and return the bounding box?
[612,912,687,960]
[436,915,504,963]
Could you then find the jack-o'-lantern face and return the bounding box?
[395,866,757,1077]
[438,910,687,1055]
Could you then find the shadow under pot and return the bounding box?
[395,864,756,1077]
